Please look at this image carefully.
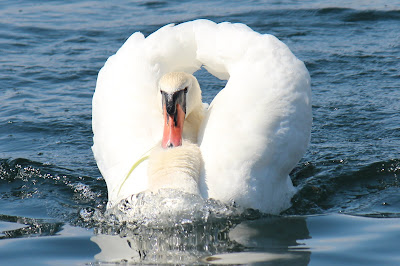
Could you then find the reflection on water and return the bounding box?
[304,215,400,265]
[91,211,311,264]
[0,214,63,239]
[0,214,99,265]
[90,213,400,265]
[2,207,400,264]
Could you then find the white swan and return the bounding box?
[92,19,312,214]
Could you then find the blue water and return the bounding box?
[1,0,400,264]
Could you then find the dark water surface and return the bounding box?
[1,0,399,264]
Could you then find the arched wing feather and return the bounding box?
[92,24,202,204]
[194,22,312,213]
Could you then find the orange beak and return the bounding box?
[161,90,186,149]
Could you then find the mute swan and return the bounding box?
[92,19,312,214]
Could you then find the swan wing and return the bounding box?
[92,24,202,204]
[194,21,312,214]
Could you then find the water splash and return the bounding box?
[80,189,263,228]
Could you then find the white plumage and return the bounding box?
[92,19,312,214]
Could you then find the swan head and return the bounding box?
[158,72,201,149]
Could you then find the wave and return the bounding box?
[317,7,400,22]
[286,159,400,216]
[2,156,400,223]
[0,158,107,223]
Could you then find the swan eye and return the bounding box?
[184,87,188,93]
